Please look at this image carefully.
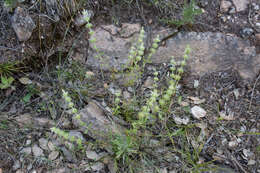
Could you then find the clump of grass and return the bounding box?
[0,62,19,77]
[161,0,202,27]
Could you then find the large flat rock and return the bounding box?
[153,31,260,81]
[86,24,260,81]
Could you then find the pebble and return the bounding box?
[11,7,36,41]
[85,162,104,171]
[85,150,107,161]
[228,140,238,148]
[248,159,256,165]
[48,151,59,161]
[220,0,232,13]
[39,138,48,150]
[20,147,32,155]
[232,0,249,12]
[32,144,44,157]
[240,28,254,38]
[48,141,56,151]
[191,106,206,119]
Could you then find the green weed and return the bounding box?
[161,0,202,27]
[0,76,14,89]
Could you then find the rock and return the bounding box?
[248,159,256,165]
[34,117,55,127]
[48,141,56,151]
[107,161,117,173]
[173,116,190,125]
[152,31,260,81]
[46,168,69,173]
[32,144,44,157]
[61,147,76,162]
[11,7,36,41]
[48,151,59,161]
[159,168,167,173]
[241,28,254,38]
[143,76,154,89]
[39,138,48,150]
[69,131,85,142]
[20,147,32,155]
[191,106,206,119]
[25,139,31,146]
[220,0,232,13]
[85,150,99,160]
[123,91,131,100]
[72,101,125,149]
[86,24,260,81]
[86,23,141,71]
[148,139,161,148]
[85,162,105,171]
[15,114,33,126]
[228,140,238,148]
[15,169,26,173]
[61,118,71,128]
[232,0,249,12]
[74,10,94,27]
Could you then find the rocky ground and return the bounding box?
[0,0,260,173]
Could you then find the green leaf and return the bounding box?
[0,76,14,89]
[23,93,32,103]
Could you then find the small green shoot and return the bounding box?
[0,76,14,89]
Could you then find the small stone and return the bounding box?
[159,168,167,173]
[143,77,154,89]
[173,116,190,125]
[39,138,48,150]
[233,89,240,99]
[228,140,238,148]
[46,168,69,173]
[20,147,31,155]
[61,147,76,162]
[232,0,249,12]
[220,0,232,13]
[11,7,36,41]
[148,139,161,148]
[69,131,85,142]
[32,144,44,157]
[123,91,131,100]
[86,150,99,160]
[85,162,104,171]
[240,28,254,38]
[15,114,33,126]
[61,118,71,128]
[16,169,26,173]
[48,141,56,151]
[248,159,256,165]
[48,151,59,161]
[34,118,55,127]
[191,106,206,119]
[25,139,31,146]
[27,163,32,171]
[85,71,95,78]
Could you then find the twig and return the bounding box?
[226,150,248,173]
